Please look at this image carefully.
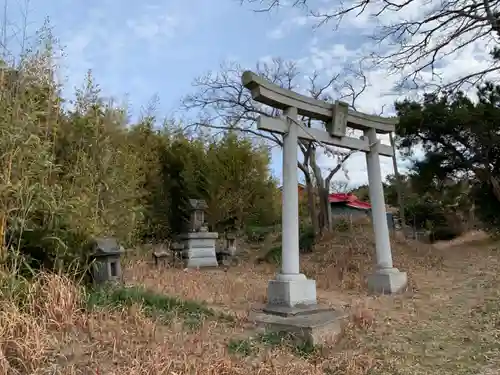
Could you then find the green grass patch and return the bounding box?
[86,284,233,329]
[228,338,255,356]
[0,272,33,309]
[228,331,320,359]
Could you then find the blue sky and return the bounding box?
[5,0,494,187]
[16,0,319,113]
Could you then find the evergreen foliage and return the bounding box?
[0,43,280,276]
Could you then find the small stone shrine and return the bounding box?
[89,237,124,285]
[152,243,170,267]
[225,232,237,256]
[216,232,238,266]
[178,199,218,268]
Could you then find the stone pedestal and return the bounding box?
[267,275,317,307]
[251,274,347,346]
[250,304,348,346]
[367,267,408,294]
[178,232,218,268]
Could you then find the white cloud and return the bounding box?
[126,14,180,40]
[58,3,192,100]
[267,27,286,40]
[266,13,312,40]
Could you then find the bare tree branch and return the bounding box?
[242,0,308,13]
[241,0,500,92]
[336,61,368,111]
[326,151,353,184]
[182,59,293,147]
[330,179,351,193]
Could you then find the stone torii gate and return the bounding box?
[242,71,407,314]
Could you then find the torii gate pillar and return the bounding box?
[267,106,318,308]
[364,128,408,293]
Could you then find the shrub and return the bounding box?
[299,225,315,253]
[246,226,273,243]
[332,217,351,232]
[262,225,316,264]
[263,245,282,264]
[5,212,93,278]
[429,226,463,243]
[472,182,500,234]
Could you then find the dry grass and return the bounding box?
[1,228,500,374]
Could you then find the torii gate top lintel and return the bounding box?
[241,70,397,135]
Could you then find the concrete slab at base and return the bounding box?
[183,247,217,258]
[367,268,408,294]
[179,232,218,240]
[263,303,334,317]
[249,306,348,346]
[267,278,317,307]
[184,256,218,268]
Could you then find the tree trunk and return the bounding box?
[307,148,352,234]
[490,175,500,203]
[310,149,330,234]
[317,186,330,234]
[304,174,318,233]
[389,132,406,227]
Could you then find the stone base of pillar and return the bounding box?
[249,304,348,346]
[266,275,317,307]
[367,268,408,294]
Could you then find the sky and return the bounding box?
[3,0,497,188]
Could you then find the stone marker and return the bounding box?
[225,232,237,256]
[89,237,124,285]
[188,199,208,232]
[170,241,185,267]
[152,243,170,267]
[216,232,237,266]
[241,71,408,345]
[178,199,219,268]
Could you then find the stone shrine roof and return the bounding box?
[91,237,123,256]
[188,199,208,210]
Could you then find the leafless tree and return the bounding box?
[182,58,367,233]
[242,0,500,92]
[330,180,351,193]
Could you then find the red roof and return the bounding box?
[328,193,371,210]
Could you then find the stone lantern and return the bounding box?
[188,199,208,232]
[89,237,124,285]
[178,199,218,268]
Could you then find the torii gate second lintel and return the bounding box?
[256,116,394,156]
